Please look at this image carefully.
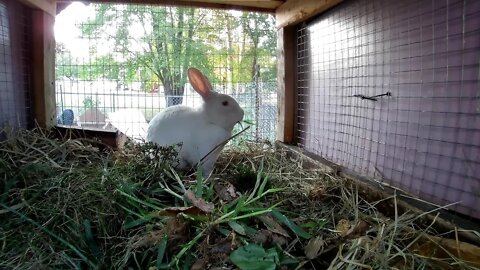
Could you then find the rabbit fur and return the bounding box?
[146,67,244,177]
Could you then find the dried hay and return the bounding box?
[0,128,479,269]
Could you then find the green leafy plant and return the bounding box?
[78,95,101,115]
[2,129,472,270]
[230,244,278,270]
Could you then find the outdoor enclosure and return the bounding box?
[0,0,33,134]
[1,0,480,268]
[55,3,278,142]
[295,0,480,219]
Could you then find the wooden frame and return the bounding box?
[55,125,127,150]
[32,9,56,128]
[56,0,282,13]
[276,0,343,29]
[275,0,343,143]
[24,0,346,143]
[276,142,480,247]
[18,0,56,16]
[276,26,296,144]
[17,0,57,129]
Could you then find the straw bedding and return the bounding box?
[1,128,479,269]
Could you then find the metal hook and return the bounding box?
[353,92,392,101]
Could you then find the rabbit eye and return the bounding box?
[222,101,229,106]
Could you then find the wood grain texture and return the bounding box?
[18,0,56,16]
[276,0,342,28]
[276,142,480,247]
[54,125,127,150]
[56,0,285,13]
[32,10,56,128]
[276,26,296,143]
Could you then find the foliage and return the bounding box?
[78,95,101,114]
[0,130,307,269]
[239,12,277,83]
[1,129,479,269]
[230,244,278,270]
[55,43,79,79]
[56,4,277,102]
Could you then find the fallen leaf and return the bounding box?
[214,180,238,201]
[184,190,215,213]
[344,220,369,239]
[165,217,188,240]
[131,220,185,249]
[336,219,351,237]
[309,184,327,201]
[303,221,369,259]
[190,259,206,270]
[252,229,288,247]
[257,213,290,238]
[197,233,239,265]
[412,234,480,269]
[210,236,236,258]
[304,236,325,259]
[156,206,205,217]
[132,230,165,249]
[270,232,288,246]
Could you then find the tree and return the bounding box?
[208,10,240,94]
[69,4,277,103]
[240,13,276,83]
[55,42,79,80]
[81,4,212,106]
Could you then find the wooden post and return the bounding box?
[32,10,56,128]
[276,26,296,144]
[18,0,56,16]
[275,0,343,144]
[276,0,343,29]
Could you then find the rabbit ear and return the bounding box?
[188,67,213,99]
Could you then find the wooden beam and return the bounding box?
[18,0,56,16]
[55,0,281,13]
[276,26,296,144]
[174,0,284,9]
[54,125,127,150]
[32,10,56,128]
[276,0,342,28]
[275,142,480,247]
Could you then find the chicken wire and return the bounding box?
[296,0,480,218]
[0,0,32,137]
[55,3,277,143]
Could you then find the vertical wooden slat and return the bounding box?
[18,0,56,16]
[276,25,296,143]
[32,10,56,128]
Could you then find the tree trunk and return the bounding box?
[226,13,234,94]
[161,68,183,107]
[163,81,183,106]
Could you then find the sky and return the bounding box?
[54,2,94,58]
[54,2,262,62]
[54,2,161,60]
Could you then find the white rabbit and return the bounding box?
[146,67,244,177]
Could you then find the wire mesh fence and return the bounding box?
[0,0,32,137]
[55,3,277,143]
[296,0,480,219]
